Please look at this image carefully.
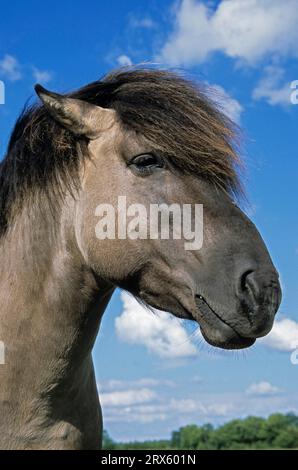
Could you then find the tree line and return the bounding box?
[103,413,298,450]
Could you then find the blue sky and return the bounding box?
[0,0,298,442]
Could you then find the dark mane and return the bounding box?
[0,67,242,236]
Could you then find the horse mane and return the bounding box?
[0,66,242,236]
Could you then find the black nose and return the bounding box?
[237,268,282,336]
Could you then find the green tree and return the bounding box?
[103,413,298,450]
[274,427,298,449]
[177,424,201,449]
[102,429,116,450]
[171,424,214,449]
[258,413,295,445]
[195,424,214,449]
[210,417,265,449]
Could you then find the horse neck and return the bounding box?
[0,192,113,447]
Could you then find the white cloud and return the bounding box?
[191,375,203,383]
[0,54,22,81]
[116,54,133,67]
[0,56,53,84]
[159,0,298,66]
[209,83,243,123]
[98,377,174,392]
[260,318,298,351]
[105,407,168,424]
[100,387,156,407]
[129,17,156,29]
[100,379,297,439]
[103,395,234,425]
[32,67,52,84]
[246,381,281,396]
[166,398,232,416]
[252,66,291,106]
[115,292,198,358]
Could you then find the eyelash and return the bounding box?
[129,153,165,175]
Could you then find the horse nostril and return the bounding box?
[237,268,281,318]
[243,271,261,307]
[239,269,253,293]
[237,270,257,305]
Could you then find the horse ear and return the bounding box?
[34,84,115,139]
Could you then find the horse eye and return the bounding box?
[129,153,165,174]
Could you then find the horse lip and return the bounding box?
[195,294,238,332]
[193,294,256,349]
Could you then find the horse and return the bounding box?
[0,67,281,449]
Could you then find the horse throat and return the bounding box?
[0,199,114,449]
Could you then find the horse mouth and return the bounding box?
[194,295,256,350]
